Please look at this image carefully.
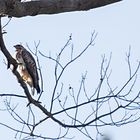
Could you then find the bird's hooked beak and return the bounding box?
[13,45,22,51]
[14,45,19,48]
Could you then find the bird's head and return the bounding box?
[14,44,24,52]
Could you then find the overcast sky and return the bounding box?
[0,0,140,140]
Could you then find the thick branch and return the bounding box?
[0,0,122,17]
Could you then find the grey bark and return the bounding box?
[0,0,122,17]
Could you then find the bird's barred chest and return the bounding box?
[15,51,26,66]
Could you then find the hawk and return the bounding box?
[14,44,40,95]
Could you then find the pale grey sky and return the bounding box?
[0,0,140,140]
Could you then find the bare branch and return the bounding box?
[0,93,26,98]
[49,31,97,113]
[126,46,132,78]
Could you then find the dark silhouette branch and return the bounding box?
[0,93,26,98]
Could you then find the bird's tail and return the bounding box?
[35,85,40,94]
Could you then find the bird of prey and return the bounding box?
[14,44,40,95]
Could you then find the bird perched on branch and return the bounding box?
[14,44,40,95]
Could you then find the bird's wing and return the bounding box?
[21,48,40,93]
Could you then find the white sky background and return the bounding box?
[0,0,140,140]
